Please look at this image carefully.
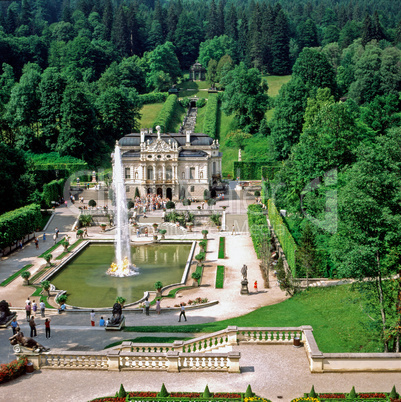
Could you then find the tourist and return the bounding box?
[156,299,161,315]
[55,227,59,238]
[99,317,105,327]
[53,234,57,244]
[145,228,148,237]
[11,318,18,335]
[34,237,39,249]
[254,281,258,292]
[90,310,95,326]
[44,318,51,338]
[178,303,187,322]
[136,229,140,237]
[29,316,37,337]
[25,297,30,305]
[84,227,88,237]
[25,302,31,321]
[58,303,66,313]
[40,300,46,317]
[231,225,235,235]
[32,300,37,315]
[144,298,150,316]
[43,233,46,242]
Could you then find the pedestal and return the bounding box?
[240,279,249,295]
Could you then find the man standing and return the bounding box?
[40,300,46,317]
[29,316,37,337]
[144,298,150,316]
[25,302,31,321]
[45,318,51,338]
[178,303,187,322]
[55,227,59,238]
[90,310,95,326]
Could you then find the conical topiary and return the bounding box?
[309,385,317,398]
[203,385,212,398]
[245,385,254,398]
[347,386,356,399]
[158,383,169,397]
[390,385,399,399]
[118,384,127,398]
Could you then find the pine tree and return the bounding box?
[372,11,385,42]
[297,222,319,287]
[206,0,220,39]
[102,0,113,41]
[166,1,180,42]
[20,0,33,32]
[361,14,374,46]
[249,3,263,70]
[270,9,291,75]
[153,0,167,40]
[112,4,131,57]
[216,0,225,37]
[396,19,401,45]
[225,4,237,41]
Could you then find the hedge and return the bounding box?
[218,237,225,259]
[139,92,168,105]
[268,199,297,275]
[247,204,270,258]
[215,265,225,288]
[153,94,179,132]
[233,162,268,180]
[203,93,219,138]
[42,178,66,208]
[0,204,42,250]
[29,152,87,172]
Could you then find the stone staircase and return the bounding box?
[158,222,188,236]
[181,107,197,132]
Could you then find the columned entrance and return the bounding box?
[166,187,172,200]
[157,187,163,197]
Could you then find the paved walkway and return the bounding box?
[0,185,398,401]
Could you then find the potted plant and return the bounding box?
[100,223,107,231]
[186,222,193,232]
[154,281,163,297]
[21,271,31,285]
[88,199,97,208]
[62,240,69,253]
[191,272,201,286]
[41,280,51,297]
[159,229,167,240]
[44,253,52,267]
[195,252,206,267]
[202,230,208,239]
[77,229,84,239]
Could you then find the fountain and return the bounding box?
[107,142,137,277]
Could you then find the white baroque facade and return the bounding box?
[117,126,222,200]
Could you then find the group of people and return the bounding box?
[130,194,171,215]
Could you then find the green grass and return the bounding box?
[215,266,224,289]
[55,239,84,260]
[0,264,33,286]
[30,268,47,283]
[168,103,186,132]
[219,111,237,178]
[124,285,384,353]
[104,336,192,349]
[218,237,225,259]
[263,75,292,97]
[165,286,192,298]
[38,239,64,258]
[265,108,275,122]
[179,80,212,98]
[139,103,164,128]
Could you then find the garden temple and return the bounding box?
[117,126,222,200]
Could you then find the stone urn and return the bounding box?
[187,222,193,232]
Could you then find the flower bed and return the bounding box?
[298,390,396,401]
[0,356,28,384]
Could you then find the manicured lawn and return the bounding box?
[215,265,224,289]
[218,111,237,178]
[125,285,383,353]
[139,103,164,128]
[263,75,292,97]
[169,103,186,132]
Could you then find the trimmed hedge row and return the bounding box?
[29,152,87,172]
[268,199,297,275]
[42,178,65,208]
[247,204,270,258]
[215,265,225,288]
[153,94,179,132]
[203,93,219,138]
[0,204,42,250]
[233,162,268,180]
[218,237,225,259]
[139,92,168,105]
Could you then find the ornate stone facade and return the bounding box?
[118,126,222,200]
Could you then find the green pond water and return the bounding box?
[51,243,191,308]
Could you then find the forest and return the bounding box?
[0,0,401,350]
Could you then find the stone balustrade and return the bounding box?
[237,327,303,344]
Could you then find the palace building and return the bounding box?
[117,126,222,200]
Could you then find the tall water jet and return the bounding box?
[107,141,136,277]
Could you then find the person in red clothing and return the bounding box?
[254,281,258,292]
[45,318,51,338]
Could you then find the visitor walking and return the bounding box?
[32,300,37,315]
[254,281,258,292]
[40,300,45,317]
[25,302,31,321]
[55,227,59,238]
[90,310,95,326]
[43,233,46,242]
[144,298,150,316]
[34,237,39,249]
[45,318,51,338]
[178,303,187,322]
[156,299,161,315]
[29,316,37,337]
[53,234,57,244]
[11,318,18,335]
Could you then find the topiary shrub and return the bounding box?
[203,385,212,398]
[134,187,140,198]
[245,384,254,398]
[182,198,191,206]
[158,383,169,397]
[207,198,216,206]
[390,386,399,399]
[203,189,210,200]
[154,281,163,291]
[347,386,356,399]
[127,201,135,209]
[166,201,175,209]
[309,385,317,398]
[116,384,126,398]
[88,199,96,207]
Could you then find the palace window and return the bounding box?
[147,167,154,180]
[125,168,131,179]
[166,167,172,179]
[190,167,195,179]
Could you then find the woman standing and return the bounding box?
[156,299,161,315]
[45,318,51,338]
